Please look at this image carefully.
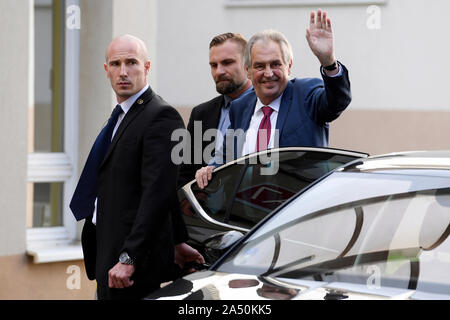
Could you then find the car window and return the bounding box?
[256,170,450,235]
[217,187,450,297]
[187,150,361,230]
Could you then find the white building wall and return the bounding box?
[78,0,114,174]
[0,0,30,255]
[155,0,450,113]
[112,0,159,91]
[78,0,159,172]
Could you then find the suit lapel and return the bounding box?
[275,80,294,135]
[208,96,224,129]
[241,94,257,131]
[100,88,154,168]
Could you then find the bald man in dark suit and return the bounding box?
[70,35,204,300]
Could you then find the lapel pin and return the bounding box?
[137,99,144,105]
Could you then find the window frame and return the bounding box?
[26,0,81,263]
[182,147,367,233]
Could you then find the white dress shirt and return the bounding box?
[92,84,149,225]
[241,94,282,156]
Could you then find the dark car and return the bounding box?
[178,147,368,264]
[152,150,450,300]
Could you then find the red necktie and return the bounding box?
[256,106,274,152]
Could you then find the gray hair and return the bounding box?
[244,30,293,68]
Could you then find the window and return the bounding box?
[32,182,64,228]
[30,0,65,230]
[27,0,80,262]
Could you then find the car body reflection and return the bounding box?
[150,151,450,300]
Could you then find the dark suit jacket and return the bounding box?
[225,64,351,160]
[81,87,188,300]
[177,95,224,188]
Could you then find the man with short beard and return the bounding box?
[177,33,252,188]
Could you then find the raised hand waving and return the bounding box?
[306,9,336,68]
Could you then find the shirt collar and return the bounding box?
[223,95,232,109]
[117,84,149,114]
[255,93,283,115]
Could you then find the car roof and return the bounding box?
[341,150,450,172]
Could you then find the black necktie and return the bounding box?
[70,105,123,221]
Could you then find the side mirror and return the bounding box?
[203,231,244,263]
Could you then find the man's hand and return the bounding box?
[108,262,135,288]
[195,166,215,189]
[306,9,336,70]
[174,243,205,273]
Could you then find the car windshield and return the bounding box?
[217,171,450,298]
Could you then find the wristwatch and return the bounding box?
[323,61,338,71]
[119,252,135,265]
